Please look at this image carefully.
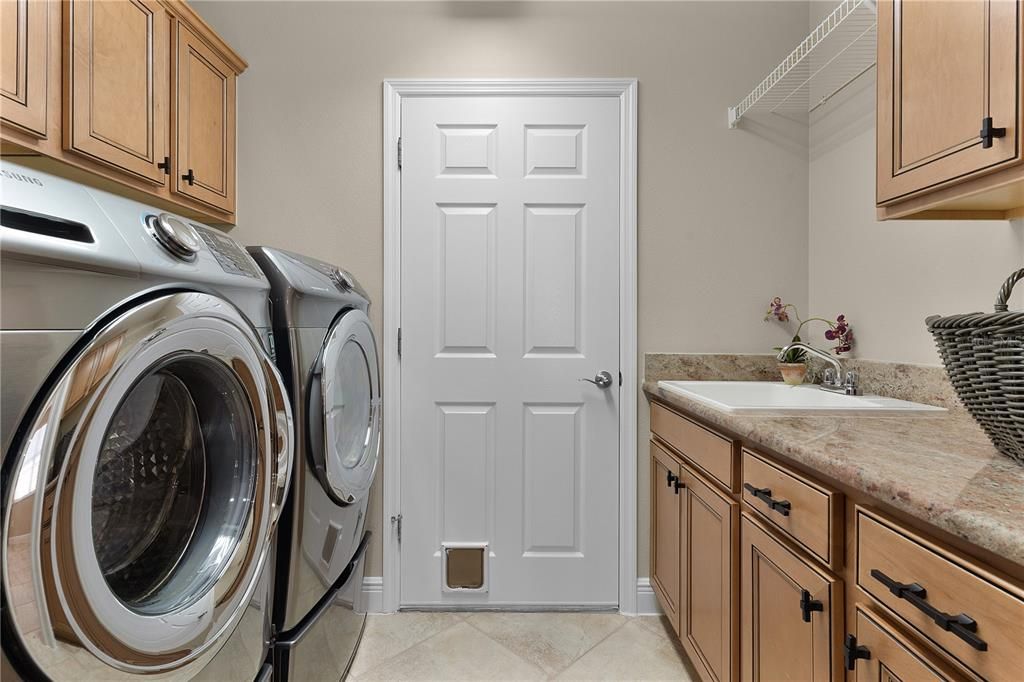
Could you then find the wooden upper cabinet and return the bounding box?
[679,464,737,682]
[64,0,170,185]
[173,21,236,213]
[877,0,1023,209]
[740,514,842,682]
[651,441,682,632]
[1,0,48,137]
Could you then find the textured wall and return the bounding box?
[195,0,811,582]
[808,71,1024,365]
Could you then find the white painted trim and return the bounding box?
[382,79,639,615]
[362,576,385,615]
[634,578,663,617]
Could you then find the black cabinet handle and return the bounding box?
[844,634,871,670]
[673,479,684,495]
[799,589,823,623]
[182,168,195,185]
[743,482,791,517]
[870,569,988,651]
[157,156,170,175]
[666,471,677,488]
[980,116,1006,149]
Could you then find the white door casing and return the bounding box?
[382,80,638,613]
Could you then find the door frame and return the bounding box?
[381,79,638,614]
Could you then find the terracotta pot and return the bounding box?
[778,362,808,386]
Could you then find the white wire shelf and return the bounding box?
[728,0,877,128]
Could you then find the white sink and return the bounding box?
[656,381,946,416]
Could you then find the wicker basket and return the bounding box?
[926,268,1024,464]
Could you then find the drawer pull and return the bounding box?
[799,589,824,622]
[844,634,871,671]
[673,479,685,495]
[666,471,678,488]
[870,569,988,652]
[744,483,791,516]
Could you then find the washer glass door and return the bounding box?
[2,292,292,680]
[308,308,380,505]
[92,353,255,615]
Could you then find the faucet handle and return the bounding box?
[844,371,860,395]
[823,367,837,385]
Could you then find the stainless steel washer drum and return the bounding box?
[2,292,293,679]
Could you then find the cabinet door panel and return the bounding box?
[651,441,681,632]
[65,0,169,184]
[852,608,960,682]
[174,22,235,213]
[740,514,841,682]
[1,0,48,136]
[680,464,737,682]
[878,0,1020,203]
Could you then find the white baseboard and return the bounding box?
[634,577,663,616]
[362,576,386,614]
[360,576,662,617]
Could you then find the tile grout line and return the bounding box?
[349,614,466,680]
[459,615,555,680]
[547,616,636,679]
[462,613,632,680]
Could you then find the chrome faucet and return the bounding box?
[776,341,859,395]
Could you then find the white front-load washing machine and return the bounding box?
[247,247,380,682]
[0,162,293,681]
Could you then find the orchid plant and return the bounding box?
[764,297,854,363]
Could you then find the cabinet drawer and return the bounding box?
[651,402,736,491]
[741,449,842,569]
[856,507,1024,682]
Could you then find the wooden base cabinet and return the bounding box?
[648,399,1023,682]
[739,515,842,682]
[651,439,738,682]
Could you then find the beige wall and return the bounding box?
[195,0,812,580]
[808,73,1024,365]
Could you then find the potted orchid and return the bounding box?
[764,297,854,385]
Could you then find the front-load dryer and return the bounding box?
[1,162,293,681]
[247,247,380,682]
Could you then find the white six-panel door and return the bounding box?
[399,95,621,607]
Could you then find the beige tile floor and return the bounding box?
[347,612,699,681]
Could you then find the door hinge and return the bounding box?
[397,327,402,358]
[397,137,402,170]
[391,513,403,543]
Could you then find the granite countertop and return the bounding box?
[643,354,1024,569]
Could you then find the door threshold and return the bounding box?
[398,604,619,613]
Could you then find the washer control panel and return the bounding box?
[193,225,263,279]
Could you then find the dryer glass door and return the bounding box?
[309,308,380,505]
[2,292,292,680]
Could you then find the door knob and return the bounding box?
[579,371,614,389]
